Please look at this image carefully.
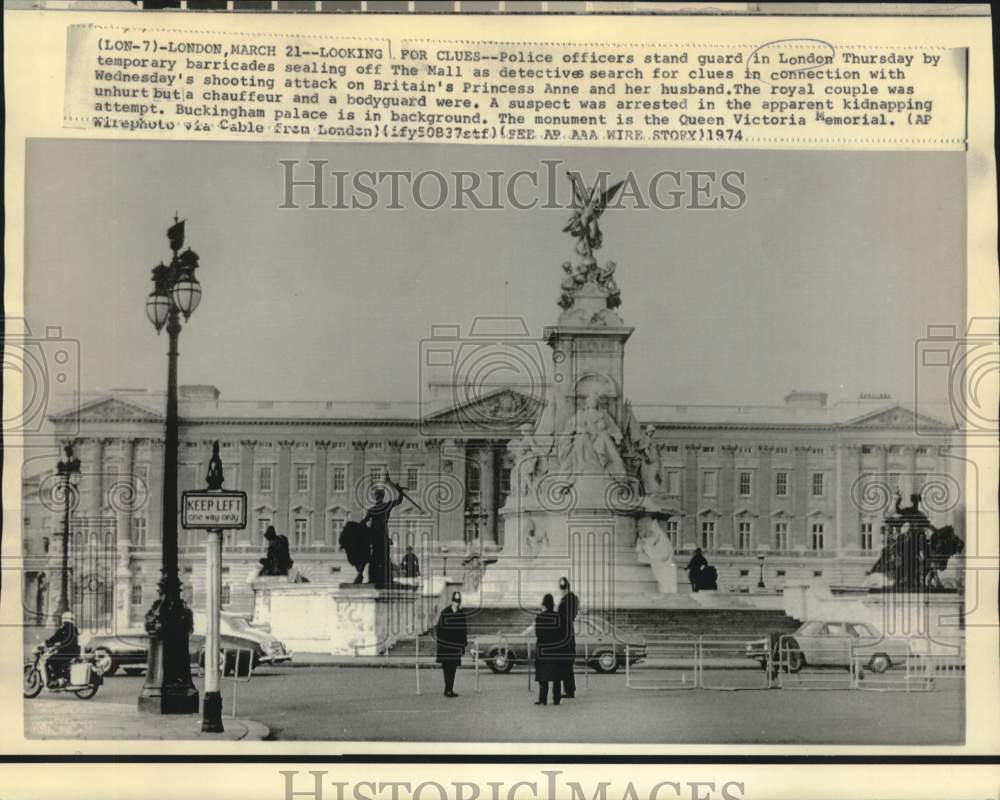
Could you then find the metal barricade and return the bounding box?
[219,646,254,719]
[625,637,699,690]
[697,635,774,691]
[850,638,964,692]
[775,635,853,691]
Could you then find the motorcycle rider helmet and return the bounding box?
[60,610,75,624]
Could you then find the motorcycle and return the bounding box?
[23,645,102,700]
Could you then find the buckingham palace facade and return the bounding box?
[21,384,963,627]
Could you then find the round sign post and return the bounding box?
[182,441,247,735]
[202,525,224,733]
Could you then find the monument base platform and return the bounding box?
[249,575,456,657]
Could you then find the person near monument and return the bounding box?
[556,576,579,699]
[686,547,708,592]
[401,545,421,580]
[362,481,404,588]
[435,591,468,698]
[260,525,294,576]
[534,593,562,706]
[43,610,80,686]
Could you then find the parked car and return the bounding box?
[474,613,647,674]
[84,615,291,676]
[745,620,911,674]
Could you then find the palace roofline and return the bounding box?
[47,386,956,431]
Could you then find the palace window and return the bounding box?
[404,466,420,491]
[774,522,789,552]
[774,447,789,455]
[223,530,237,549]
[257,465,274,494]
[42,537,50,554]
[221,584,231,607]
[663,445,679,453]
[739,446,753,456]
[256,516,272,544]
[861,445,873,455]
[331,465,347,493]
[860,522,874,551]
[701,445,716,454]
[293,518,309,549]
[369,465,386,483]
[811,472,825,497]
[811,522,825,551]
[664,469,681,496]
[739,471,753,497]
[810,447,825,456]
[739,569,750,577]
[701,521,717,551]
[131,516,147,547]
[888,445,902,455]
[916,446,930,456]
[776,569,787,577]
[467,462,481,494]
[130,585,143,606]
[737,521,753,552]
[702,470,717,498]
[665,520,678,549]
[499,467,511,494]
[775,472,789,497]
[295,464,311,493]
[328,514,347,545]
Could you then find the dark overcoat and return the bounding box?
[534,609,561,682]
[435,606,468,664]
[555,591,579,678]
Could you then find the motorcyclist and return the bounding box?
[43,610,80,686]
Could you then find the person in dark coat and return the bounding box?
[435,591,467,697]
[534,593,562,706]
[401,546,421,580]
[44,610,80,685]
[686,547,708,591]
[339,520,371,584]
[556,576,579,699]
[260,526,294,576]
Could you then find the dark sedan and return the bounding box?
[84,624,290,677]
[473,614,647,674]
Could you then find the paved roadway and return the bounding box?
[85,665,964,744]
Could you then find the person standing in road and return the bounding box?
[435,591,468,698]
[534,593,561,706]
[556,576,579,699]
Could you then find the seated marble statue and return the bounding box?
[558,390,627,476]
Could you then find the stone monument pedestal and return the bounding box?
[249,576,454,656]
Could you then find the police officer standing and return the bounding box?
[556,577,579,699]
[435,591,468,697]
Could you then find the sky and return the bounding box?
[24,139,965,411]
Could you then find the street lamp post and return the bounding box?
[138,215,203,715]
[54,443,81,621]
